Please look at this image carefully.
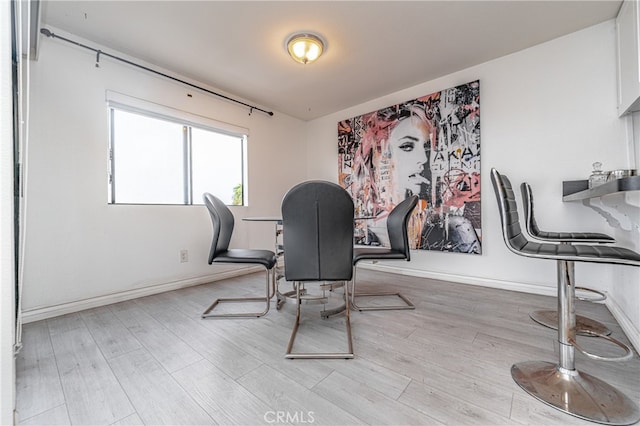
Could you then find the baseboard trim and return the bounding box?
[22,263,640,354]
[606,296,640,354]
[20,265,557,323]
[358,262,558,297]
[21,267,262,324]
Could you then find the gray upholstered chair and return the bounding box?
[201,193,277,319]
[351,195,419,311]
[521,181,615,336]
[281,180,355,359]
[491,168,639,425]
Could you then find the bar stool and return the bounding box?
[521,181,615,336]
[491,169,639,425]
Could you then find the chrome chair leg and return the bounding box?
[511,260,639,425]
[202,266,272,319]
[285,281,354,359]
[320,282,347,318]
[350,266,414,311]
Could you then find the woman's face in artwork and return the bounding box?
[388,115,430,198]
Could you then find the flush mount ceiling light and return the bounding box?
[286,33,325,64]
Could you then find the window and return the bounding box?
[107,95,247,206]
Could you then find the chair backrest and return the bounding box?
[520,182,541,238]
[281,181,354,282]
[203,193,235,264]
[387,195,419,259]
[490,168,528,252]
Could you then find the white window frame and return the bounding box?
[106,91,248,206]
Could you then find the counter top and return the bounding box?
[562,176,640,201]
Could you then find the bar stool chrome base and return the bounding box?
[530,310,611,336]
[512,361,640,425]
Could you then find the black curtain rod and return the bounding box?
[40,28,274,117]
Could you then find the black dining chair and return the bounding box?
[201,193,277,319]
[281,180,355,359]
[520,181,615,336]
[491,168,639,425]
[351,195,419,311]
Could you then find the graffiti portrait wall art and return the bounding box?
[338,80,481,254]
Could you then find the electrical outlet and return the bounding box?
[179,249,189,263]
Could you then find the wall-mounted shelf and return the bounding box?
[563,176,640,201]
[562,176,640,231]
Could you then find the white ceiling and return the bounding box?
[40,0,622,121]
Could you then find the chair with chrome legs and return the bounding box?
[281,180,355,359]
[491,168,640,425]
[201,193,277,319]
[351,195,419,311]
[521,181,616,336]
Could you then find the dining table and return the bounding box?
[243,215,374,314]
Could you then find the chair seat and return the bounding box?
[512,235,640,265]
[533,230,615,244]
[520,182,615,245]
[213,249,277,268]
[354,247,407,262]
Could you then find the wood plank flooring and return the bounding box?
[15,269,640,425]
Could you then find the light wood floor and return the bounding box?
[15,269,640,425]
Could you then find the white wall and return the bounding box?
[610,110,640,337]
[1,1,16,424]
[307,20,640,347]
[22,28,308,318]
[23,21,639,349]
